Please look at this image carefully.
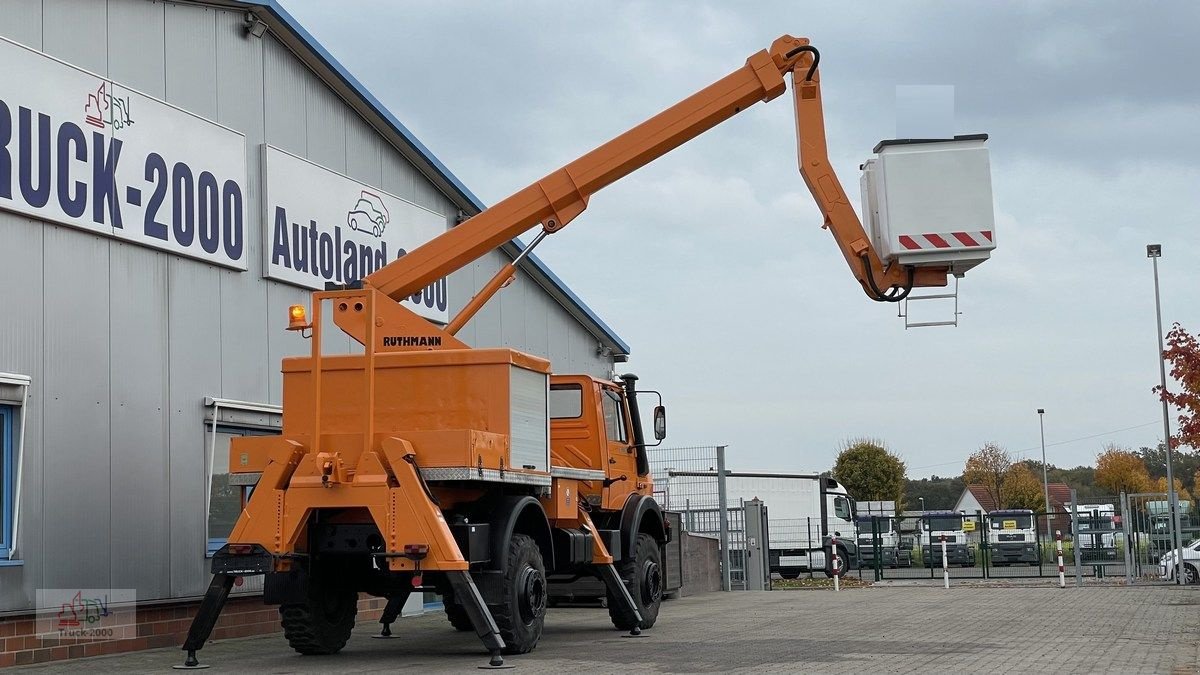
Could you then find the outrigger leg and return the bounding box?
[597,564,647,637]
[374,590,412,638]
[175,573,235,669]
[446,571,510,669]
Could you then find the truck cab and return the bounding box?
[855,501,901,569]
[920,511,976,567]
[985,509,1039,565]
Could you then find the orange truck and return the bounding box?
[179,35,994,668]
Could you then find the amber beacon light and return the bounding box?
[287,304,310,331]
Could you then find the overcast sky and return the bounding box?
[283,1,1200,478]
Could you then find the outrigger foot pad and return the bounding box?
[172,650,210,669]
[477,649,515,669]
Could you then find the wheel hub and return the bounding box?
[518,566,546,625]
[642,560,662,603]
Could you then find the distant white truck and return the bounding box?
[985,508,1040,565]
[919,510,976,567]
[1073,503,1118,561]
[855,501,905,568]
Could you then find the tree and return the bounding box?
[1156,323,1200,449]
[1153,476,1192,501]
[1138,443,1200,494]
[963,443,1010,508]
[1002,463,1045,510]
[904,475,964,511]
[832,438,907,509]
[1094,444,1152,495]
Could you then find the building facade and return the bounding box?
[0,0,628,617]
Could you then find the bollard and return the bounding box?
[831,535,840,592]
[1055,530,1066,588]
[941,534,949,589]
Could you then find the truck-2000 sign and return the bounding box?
[0,37,248,269]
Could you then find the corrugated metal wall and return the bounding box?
[0,0,615,612]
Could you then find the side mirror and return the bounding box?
[653,405,667,440]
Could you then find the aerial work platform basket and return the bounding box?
[860,134,995,275]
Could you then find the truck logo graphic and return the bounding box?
[346,190,390,238]
[84,82,135,130]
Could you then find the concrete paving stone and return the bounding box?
[9,585,1200,674]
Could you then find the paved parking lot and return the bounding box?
[14,584,1200,673]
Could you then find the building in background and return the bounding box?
[0,0,628,658]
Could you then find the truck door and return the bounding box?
[601,385,637,504]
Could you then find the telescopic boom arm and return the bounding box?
[364,35,949,309]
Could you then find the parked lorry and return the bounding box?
[178,34,994,669]
[985,509,1040,565]
[1147,500,1200,555]
[1073,503,1118,561]
[856,501,907,569]
[920,511,977,567]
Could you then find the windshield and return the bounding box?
[989,515,1033,530]
[857,518,892,531]
[925,516,963,531]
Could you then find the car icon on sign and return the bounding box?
[347,190,390,237]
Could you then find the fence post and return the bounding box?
[1071,489,1082,587]
[1056,530,1065,588]
[941,534,949,589]
[831,533,840,592]
[716,445,731,592]
[807,517,814,580]
[1120,491,1133,585]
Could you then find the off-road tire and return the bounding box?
[443,598,475,632]
[608,533,663,630]
[489,533,546,654]
[279,585,357,655]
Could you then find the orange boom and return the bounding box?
[180,35,992,668]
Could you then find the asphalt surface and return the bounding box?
[13,584,1200,673]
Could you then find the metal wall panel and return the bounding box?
[381,151,418,202]
[107,0,165,96]
[166,259,222,596]
[519,274,551,362]
[41,226,111,590]
[0,212,44,609]
[0,0,43,48]
[263,34,306,156]
[165,2,217,118]
[41,0,107,73]
[344,113,383,188]
[215,7,269,402]
[304,74,346,172]
[107,244,170,598]
[500,268,527,349]
[265,282,310,404]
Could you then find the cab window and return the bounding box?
[549,385,583,418]
[833,496,852,521]
[602,389,628,443]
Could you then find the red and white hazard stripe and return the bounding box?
[898,231,994,250]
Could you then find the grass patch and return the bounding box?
[773,576,870,590]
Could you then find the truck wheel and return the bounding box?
[608,533,663,630]
[489,533,546,654]
[779,571,801,580]
[443,598,475,632]
[279,584,357,655]
[823,546,849,578]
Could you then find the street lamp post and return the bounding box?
[918,497,925,512]
[1038,409,1051,542]
[1148,243,1184,584]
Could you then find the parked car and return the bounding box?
[1159,538,1200,584]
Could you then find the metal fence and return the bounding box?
[648,445,744,589]
[848,494,1183,585]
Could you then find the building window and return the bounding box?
[206,424,279,557]
[0,406,13,559]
